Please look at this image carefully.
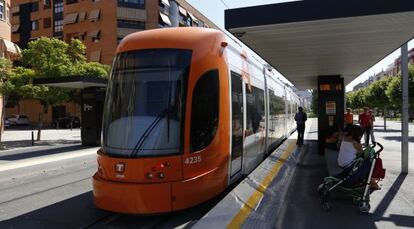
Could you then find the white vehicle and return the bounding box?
[4,119,10,128]
[8,114,30,125]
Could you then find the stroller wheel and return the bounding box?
[322,202,331,211]
[352,197,361,206]
[317,183,325,195]
[358,201,371,213]
[317,183,330,200]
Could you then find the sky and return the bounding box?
[187,0,414,92]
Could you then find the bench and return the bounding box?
[325,148,343,175]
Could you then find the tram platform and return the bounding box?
[194,118,414,228]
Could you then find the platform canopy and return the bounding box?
[34,76,107,89]
[225,0,414,89]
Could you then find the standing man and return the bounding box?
[344,108,354,130]
[295,107,307,146]
[358,107,372,147]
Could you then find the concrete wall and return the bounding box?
[6,99,81,126]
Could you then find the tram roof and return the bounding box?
[225,0,414,89]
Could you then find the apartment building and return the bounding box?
[1,0,21,60]
[10,0,219,65]
[7,0,220,126]
[1,0,21,131]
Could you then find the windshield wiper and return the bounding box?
[129,109,168,158]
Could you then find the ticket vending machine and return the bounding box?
[317,76,344,154]
[81,87,105,146]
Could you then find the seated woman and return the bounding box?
[337,125,380,189]
[337,125,364,168]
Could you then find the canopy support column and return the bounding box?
[401,43,409,174]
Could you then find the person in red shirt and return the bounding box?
[358,107,372,147]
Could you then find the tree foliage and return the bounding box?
[7,37,110,140]
[366,77,392,109]
[346,64,414,112]
[21,37,72,78]
[0,58,13,96]
[311,89,318,115]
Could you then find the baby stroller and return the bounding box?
[317,142,385,212]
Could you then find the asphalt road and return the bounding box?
[0,145,223,229]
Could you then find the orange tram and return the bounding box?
[93,27,299,214]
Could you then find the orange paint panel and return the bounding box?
[93,174,172,214]
[171,165,228,211]
[97,152,183,183]
[94,28,234,214]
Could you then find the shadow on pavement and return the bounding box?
[276,139,413,229]
[0,192,107,228]
[371,174,414,228]
[0,191,222,228]
[382,136,414,142]
[0,139,81,151]
[0,143,87,160]
[373,174,407,217]
[373,129,402,133]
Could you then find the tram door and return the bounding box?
[230,73,244,177]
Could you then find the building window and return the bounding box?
[43,0,51,9]
[54,2,63,13]
[31,20,39,31]
[117,0,145,9]
[190,69,220,152]
[88,9,100,22]
[117,19,145,30]
[66,0,78,4]
[0,0,4,21]
[44,17,51,28]
[11,6,19,16]
[54,19,63,32]
[32,2,39,12]
[88,30,100,42]
[117,0,145,5]
[11,24,19,33]
[159,12,171,27]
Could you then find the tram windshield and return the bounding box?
[102,49,192,157]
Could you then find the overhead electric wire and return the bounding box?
[219,0,230,9]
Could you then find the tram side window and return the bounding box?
[190,69,219,152]
[269,90,285,130]
[246,85,265,136]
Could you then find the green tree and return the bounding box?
[386,76,402,110]
[346,91,356,109]
[67,39,86,64]
[385,65,414,115]
[21,37,72,78]
[72,62,110,78]
[365,77,393,130]
[311,89,317,115]
[351,88,368,110]
[21,38,105,140]
[0,58,13,144]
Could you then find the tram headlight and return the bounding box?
[158,172,165,179]
[146,173,154,179]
